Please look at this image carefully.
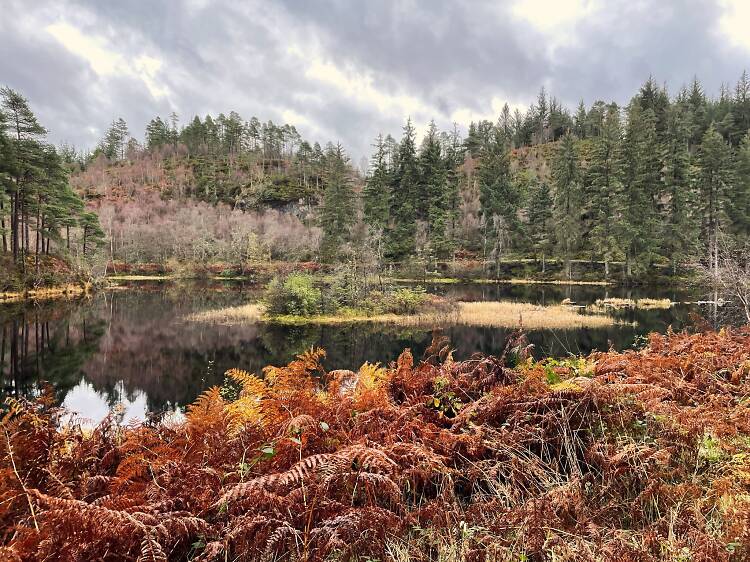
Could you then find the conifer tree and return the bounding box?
[386,119,418,260]
[525,180,553,271]
[363,134,390,230]
[587,103,623,277]
[573,101,587,138]
[1,86,104,269]
[618,101,661,278]
[660,101,697,274]
[730,131,750,244]
[551,132,583,278]
[697,124,734,273]
[319,144,355,261]
[439,125,463,257]
[477,127,517,275]
[418,121,454,258]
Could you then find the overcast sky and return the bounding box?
[2,0,749,161]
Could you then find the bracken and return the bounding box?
[1,327,749,561]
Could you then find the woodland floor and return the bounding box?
[1,327,749,561]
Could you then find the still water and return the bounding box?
[0,280,704,422]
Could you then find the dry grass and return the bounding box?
[188,301,622,329]
[389,277,614,286]
[440,301,622,329]
[186,303,266,325]
[589,297,673,312]
[0,283,90,303]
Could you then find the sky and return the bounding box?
[2,0,750,161]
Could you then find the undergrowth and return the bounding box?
[1,328,749,561]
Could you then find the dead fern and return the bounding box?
[1,328,749,560]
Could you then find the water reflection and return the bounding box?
[1,280,705,422]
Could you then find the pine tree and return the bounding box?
[536,86,548,143]
[587,103,622,277]
[417,121,454,258]
[319,144,355,261]
[660,101,697,274]
[574,100,588,138]
[1,86,46,264]
[1,86,102,268]
[146,117,170,150]
[440,125,463,257]
[385,119,418,260]
[618,100,661,278]
[525,180,553,272]
[0,107,9,252]
[730,131,750,244]
[477,126,517,275]
[362,134,390,230]
[687,77,708,148]
[729,71,750,145]
[551,132,583,278]
[697,124,734,273]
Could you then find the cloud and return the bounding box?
[2,0,748,161]
[46,22,170,100]
[718,0,750,52]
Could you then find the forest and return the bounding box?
[2,74,750,287]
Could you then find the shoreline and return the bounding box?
[0,283,92,303]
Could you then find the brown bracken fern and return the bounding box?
[1,329,749,560]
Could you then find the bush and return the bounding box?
[363,286,429,315]
[264,274,322,316]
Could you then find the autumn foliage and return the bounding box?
[1,328,750,561]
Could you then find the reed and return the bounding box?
[589,297,673,311]
[188,300,623,329]
[186,303,265,324]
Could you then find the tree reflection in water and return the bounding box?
[1,281,702,422]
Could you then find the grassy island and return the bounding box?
[186,273,624,330]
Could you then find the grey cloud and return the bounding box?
[1,0,748,161]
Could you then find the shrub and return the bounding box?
[383,286,428,314]
[264,273,322,316]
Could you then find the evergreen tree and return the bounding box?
[536,86,548,143]
[729,71,750,145]
[362,134,390,230]
[574,100,588,138]
[697,124,734,273]
[146,117,170,150]
[1,86,47,264]
[319,144,355,261]
[618,100,661,278]
[587,103,623,277]
[1,86,102,266]
[477,126,517,274]
[0,107,9,252]
[730,131,750,244]
[385,119,419,260]
[551,132,583,278]
[660,101,697,274]
[440,125,463,257]
[525,180,553,271]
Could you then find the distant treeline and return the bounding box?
[51,74,750,280]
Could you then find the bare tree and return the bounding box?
[699,234,750,324]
